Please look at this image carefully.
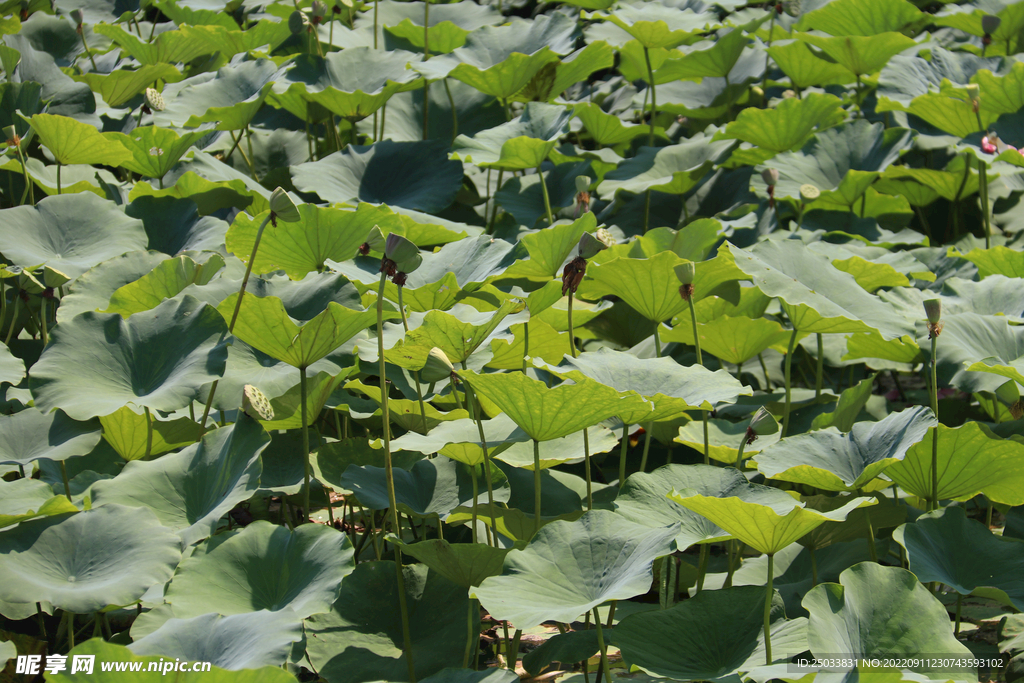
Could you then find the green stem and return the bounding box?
[533,438,542,531]
[373,0,378,48]
[39,296,47,346]
[979,160,991,249]
[15,145,34,205]
[463,364,496,547]
[567,295,577,358]
[397,287,429,434]
[60,460,72,502]
[4,294,19,345]
[696,543,708,594]
[954,593,962,636]
[688,299,709,464]
[443,78,457,145]
[618,422,629,487]
[508,629,522,671]
[930,333,939,512]
[538,163,554,226]
[144,406,153,459]
[463,598,476,668]
[763,553,774,665]
[734,437,747,468]
[593,608,612,683]
[377,271,416,682]
[470,461,479,544]
[245,126,257,180]
[640,423,653,473]
[522,321,529,373]
[56,162,62,195]
[488,170,504,233]
[80,30,99,71]
[583,429,592,511]
[643,46,657,146]
[782,329,798,438]
[761,10,775,97]
[758,352,772,390]
[810,546,818,586]
[814,333,824,399]
[300,368,310,523]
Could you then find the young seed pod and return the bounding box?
[923,298,941,324]
[674,261,695,285]
[420,347,455,383]
[799,184,820,202]
[384,232,420,264]
[242,384,275,421]
[288,10,306,34]
[3,125,18,146]
[69,8,84,25]
[595,227,616,248]
[310,0,326,18]
[362,225,386,255]
[981,14,1001,36]
[761,168,779,186]
[577,231,607,260]
[574,175,590,194]
[269,187,301,223]
[394,251,423,276]
[144,87,165,112]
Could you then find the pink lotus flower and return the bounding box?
[982,135,997,154]
[982,133,1020,155]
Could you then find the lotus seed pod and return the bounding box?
[289,10,306,34]
[574,175,590,194]
[384,232,420,264]
[69,8,83,24]
[783,0,800,17]
[748,406,779,436]
[966,83,980,104]
[242,384,274,421]
[674,261,695,285]
[578,231,607,260]
[364,225,386,253]
[311,0,326,18]
[394,251,423,275]
[420,347,455,383]
[269,187,301,223]
[595,227,616,248]
[799,184,820,202]
[144,87,165,111]
[3,125,16,142]
[982,14,1001,35]
[761,168,779,186]
[923,298,941,324]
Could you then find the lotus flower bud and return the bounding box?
[310,0,326,18]
[575,175,590,194]
[746,406,779,444]
[595,227,616,248]
[144,87,165,111]
[69,8,83,25]
[420,347,455,383]
[982,14,1001,35]
[674,261,695,285]
[384,232,420,264]
[761,168,779,186]
[799,184,820,202]
[923,298,941,324]
[578,231,607,260]
[242,384,274,421]
[288,10,306,34]
[966,84,980,104]
[269,187,301,223]
[3,125,18,147]
[782,89,797,99]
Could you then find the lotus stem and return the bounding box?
[464,598,477,667]
[373,0,378,48]
[687,298,709,465]
[734,437,747,469]
[593,607,612,683]
[643,47,657,146]
[39,296,47,346]
[60,460,72,502]
[4,294,19,345]
[696,544,708,594]
[397,287,429,433]
[866,508,878,562]
[583,429,592,511]
[79,29,99,72]
[763,553,774,665]
[929,333,939,511]
[244,127,257,180]
[618,422,629,487]
[443,78,457,144]
[376,271,416,682]
[522,321,529,373]
[144,406,153,459]
[781,329,798,437]
[488,170,504,233]
[470,462,479,544]
[56,163,62,195]
[463,363,496,547]
[567,295,577,358]
[954,593,962,635]
[508,629,522,671]
[14,144,34,205]
[758,352,771,390]
[810,546,818,586]
[976,110,992,248]
[533,438,542,530]
[300,367,311,522]
[639,423,653,473]
[814,333,824,399]
[761,9,775,98]
[538,163,554,226]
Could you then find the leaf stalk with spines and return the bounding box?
[461,361,496,547]
[781,329,798,437]
[924,298,941,512]
[678,262,709,464]
[763,553,774,665]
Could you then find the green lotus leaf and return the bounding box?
[796,33,917,77]
[953,245,1024,278]
[342,457,509,519]
[72,64,181,108]
[130,171,265,217]
[306,561,472,683]
[0,478,79,528]
[537,348,750,421]
[615,464,799,549]
[574,102,662,147]
[843,332,922,364]
[723,241,913,338]
[808,373,877,432]
[481,212,594,281]
[0,504,181,613]
[91,414,268,546]
[102,253,225,317]
[94,23,213,65]
[714,93,846,154]
[753,406,935,492]
[291,140,462,213]
[0,194,148,279]
[109,126,208,182]
[56,251,170,325]
[656,28,749,80]
[99,406,202,461]
[796,0,923,36]
[622,220,726,263]
[219,294,379,369]
[668,490,875,556]
[894,506,1024,611]
[612,586,795,680]
[675,417,782,466]
[177,21,292,59]
[393,537,512,589]
[927,312,1024,393]
[383,0,501,53]
[585,4,718,49]
[487,319,575,370]
[599,133,736,195]
[768,40,857,88]
[523,629,601,677]
[459,369,651,442]
[473,510,678,630]
[797,494,906,552]
[451,102,572,170]
[0,408,102,467]
[129,610,303,670]
[344,379,470,433]
[125,197,228,256]
[0,82,43,139]
[579,250,746,323]
[876,47,999,110]
[492,160,594,228]
[260,371,352,431]
[494,423,619,470]
[25,113,132,167]
[159,520,353,621]
[151,59,278,131]
[389,413,526,461]
[830,254,912,292]
[31,295,228,421]
[386,299,523,368]
[447,503,583,543]
[886,421,1024,506]
[803,563,975,681]
[403,234,519,290]
[511,41,616,104]
[661,315,792,366]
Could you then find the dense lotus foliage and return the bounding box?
[3,0,1024,681]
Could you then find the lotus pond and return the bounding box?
[2,0,1024,680]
